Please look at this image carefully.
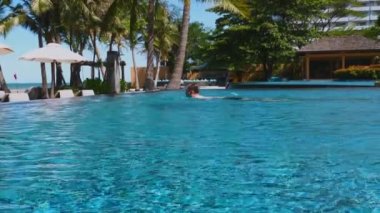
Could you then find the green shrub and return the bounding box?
[334,66,380,80]
[83,78,111,94]
[120,80,130,92]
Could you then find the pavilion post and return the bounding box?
[341,55,346,69]
[105,51,121,94]
[121,61,126,82]
[305,56,310,80]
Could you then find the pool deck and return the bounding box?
[199,86,225,90]
[231,80,378,89]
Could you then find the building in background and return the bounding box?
[332,0,380,30]
[298,35,380,79]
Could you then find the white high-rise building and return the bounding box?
[331,0,380,29]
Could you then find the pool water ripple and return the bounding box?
[0,89,380,211]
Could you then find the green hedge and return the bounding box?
[83,78,111,94]
[334,66,380,80]
[120,80,131,92]
[83,78,130,94]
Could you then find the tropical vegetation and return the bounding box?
[334,65,380,80]
[0,0,368,95]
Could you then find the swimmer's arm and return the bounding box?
[193,94,224,100]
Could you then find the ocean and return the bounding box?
[6,83,41,90]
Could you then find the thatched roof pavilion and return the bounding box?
[298,35,380,79]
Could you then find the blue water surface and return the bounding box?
[0,89,380,212]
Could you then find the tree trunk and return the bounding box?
[262,63,269,81]
[167,0,191,90]
[154,52,161,89]
[144,0,156,91]
[50,62,56,98]
[56,63,66,88]
[70,64,82,88]
[131,46,140,90]
[109,33,115,52]
[267,62,274,80]
[0,66,10,93]
[262,55,274,80]
[92,33,106,79]
[53,35,66,88]
[38,31,48,99]
[91,33,96,79]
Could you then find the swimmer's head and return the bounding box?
[186,83,199,97]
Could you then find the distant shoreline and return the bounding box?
[7,83,40,90]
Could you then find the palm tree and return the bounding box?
[73,0,108,79]
[128,0,145,90]
[145,0,156,91]
[63,0,128,89]
[166,0,190,90]
[60,0,98,88]
[153,1,178,88]
[19,0,87,96]
[0,0,18,93]
[167,0,249,89]
[85,0,112,79]
[17,0,54,98]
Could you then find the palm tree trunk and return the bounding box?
[167,0,191,90]
[38,31,48,99]
[144,0,156,91]
[50,62,56,98]
[70,63,82,88]
[131,46,140,90]
[91,52,95,79]
[0,65,10,93]
[56,64,65,88]
[91,33,96,79]
[91,33,105,79]
[54,35,65,88]
[109,33,115,52]
[154,52,162,89]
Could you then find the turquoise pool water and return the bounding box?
[0,89,380,211]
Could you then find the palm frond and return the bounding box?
[209,0,251,19]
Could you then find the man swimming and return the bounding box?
[186,83,249,101]
[185,84,210,99]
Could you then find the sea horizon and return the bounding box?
[7,83,41,90]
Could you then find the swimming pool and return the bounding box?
[0,89,379,211]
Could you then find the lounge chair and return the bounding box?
[81,90,95,96]
[8,93,30,102]
[56,89,74,98]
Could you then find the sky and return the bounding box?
[0,1,219,83]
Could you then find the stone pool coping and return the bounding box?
[231,80,378,89]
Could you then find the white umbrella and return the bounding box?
[0,43,13,55]
[19,43,86,63]
[19,43,87,98]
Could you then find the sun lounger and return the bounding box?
[81,90,95,96]
[57,89,74,98]
[8,93,30,102]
